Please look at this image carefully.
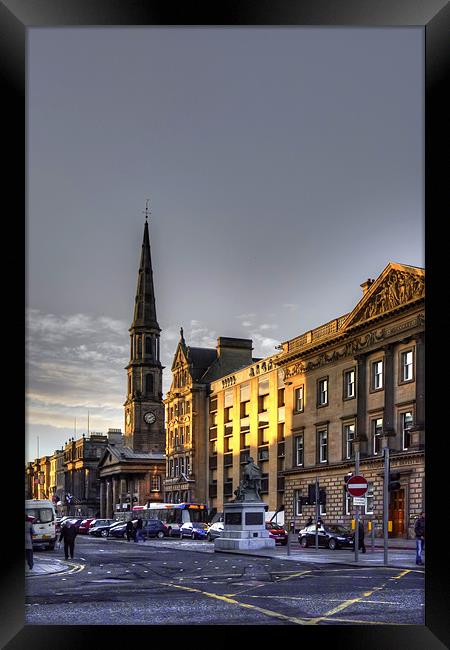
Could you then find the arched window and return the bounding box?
[145,374,154,395]
[145,336,153,357]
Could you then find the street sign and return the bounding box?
[347,474,368,497]
[353,496,366,506]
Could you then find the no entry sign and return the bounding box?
[347,474,368,497]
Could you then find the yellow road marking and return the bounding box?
[304,568,412,624]
[161,581,308,625]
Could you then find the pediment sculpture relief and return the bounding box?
[357,270,424,323]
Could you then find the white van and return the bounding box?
[25,499,57,550]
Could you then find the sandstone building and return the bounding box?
[189,262,424,538]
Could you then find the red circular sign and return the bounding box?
[347,474,368,497]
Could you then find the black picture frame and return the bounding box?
[2,1,448,647]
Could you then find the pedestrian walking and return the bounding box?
[358,519,366,553]
[59,520,77,559]
[414,511,425,565]
[25,515,34,570]
[134,516,143,543]
[306,516,313,526]
[126,519,133,542]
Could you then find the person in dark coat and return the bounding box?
[358,520,366,553]
[134,517,143,543]
[414,511,425,565]
[306,516,313,527]
[59,521,77,559]
[126,519,133,542]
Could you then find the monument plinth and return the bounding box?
[214,456,276,553]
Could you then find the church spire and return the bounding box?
[131,201,160,331]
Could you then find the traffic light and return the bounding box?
[319,489,326,506]
[388,472,401,491]
[344,473,353,492]
[308,483,316,505]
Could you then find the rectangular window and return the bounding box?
[179,457,185,476]
[209,439,217,455]
[294,434,304,467]
[174,458,179,477]
[209,396,218,412]
[372,418,383,455]
[258,378,270,396]
[318,429,328,463]
[343,423,355,459]
[224,406,233,423]
[185,456,190,476]
[258,394,269,413]
[224,388,233,408]
[240,383,250,402]
[278,388,285,407]
[224,437,233,453]
[294,489,303,516]
[179,427,184,445]
[345,488,352,515]
[294,385,304,412]
[151,475,161,492]
[320,490,327,516]
[401,411,414,450]
[401,350,414,382]
[371,360,383,390]
[343,369,355,399]
[240,401,251,418]
[365,482,374,514]
[318,378,328,406]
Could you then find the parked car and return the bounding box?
[266,521,288,545]
[61,517,84,530]
[298,524,354,550]
[107,521,129,538]
[142,519,169,539]
[206,521,224,542]
[89,519,116,537]
[167,523,182,538]
[78,518,95,535]
[180,522,209,540]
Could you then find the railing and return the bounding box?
[287,314,349,353]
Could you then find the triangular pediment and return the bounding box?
[171,341,189,372]
[97,445,122,469]
[342,262,424,330]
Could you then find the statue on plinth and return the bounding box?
[233,456,262,502]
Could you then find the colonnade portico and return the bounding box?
[99,474,143,519]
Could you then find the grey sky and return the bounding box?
[26,27,424,462]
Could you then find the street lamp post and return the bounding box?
[353,439,361,563]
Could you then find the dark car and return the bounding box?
[298,524,354,550]
[61,517,84,530]
[266,521,288,545]
[89,519,116,537]
[107,521,129,539]
[180,522,209,540]
[142,519,169,539]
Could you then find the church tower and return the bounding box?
[123,209,165,453]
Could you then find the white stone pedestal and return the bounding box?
[214,501,275,552]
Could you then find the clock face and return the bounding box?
[144,411,156,425]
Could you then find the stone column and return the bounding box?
[382,344,396,446]
[112,477,118,517]
[106,481,112,519]
[100,481,105,518]
[410,332,425,449]
[354,353,368,455]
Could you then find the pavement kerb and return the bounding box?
[26,558,73,577]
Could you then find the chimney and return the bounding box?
[360,278,375,295]
[107,428,123,446]
[216,337,253,361]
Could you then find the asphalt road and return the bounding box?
[26,535,425,626]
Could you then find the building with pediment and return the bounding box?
[97,218,166,518]
[203,262,424,538]
[163,333,256,506]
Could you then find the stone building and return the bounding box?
[163,332,256,505]
[200,262,424,538]
[98,218,165,518]
[25,456,51,500]
[277,262,424,538]
[61,431,115,516]
[207,354,284,516]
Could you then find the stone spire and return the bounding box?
[131,218,160,331]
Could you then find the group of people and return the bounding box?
[125,517,144,542]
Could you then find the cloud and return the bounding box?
[282,303,299,310]
[259,323,278,330]
[241,321,253,327]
